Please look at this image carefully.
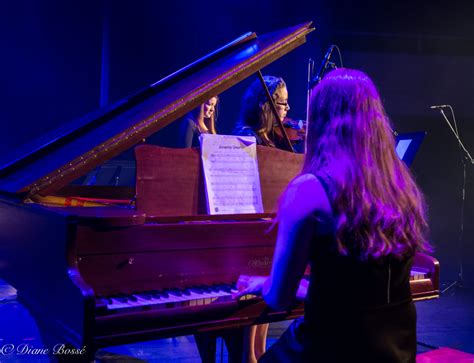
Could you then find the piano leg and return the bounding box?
[194,332,217,363]
[26,304,96,363]
[34,321,95,362]
[222,328,245,363]
[194,328,245,363]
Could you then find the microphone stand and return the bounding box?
[434,106,474,294]
[438,108,474,165]
[305,45,341,153]
[306,45,338,127]
[306,60,336,118]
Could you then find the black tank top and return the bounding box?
[302,173,417,362]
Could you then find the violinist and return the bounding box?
[234,75,290,148]
[231,75,290,362]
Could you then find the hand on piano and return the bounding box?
[232,275,268,300]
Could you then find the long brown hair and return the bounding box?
[190,96,219,134]
[237,76,286,147]
[304,68,431,259]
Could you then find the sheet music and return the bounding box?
[200,134,263,215]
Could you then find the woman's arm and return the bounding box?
[179,118,196,148]
[235,174,331,309]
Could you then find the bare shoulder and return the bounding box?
[279,173,331,220]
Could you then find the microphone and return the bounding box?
[310,45,335,87]
[430,104,450,109]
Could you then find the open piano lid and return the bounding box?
[0,22,314,198]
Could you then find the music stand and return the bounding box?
[395,131,426,166]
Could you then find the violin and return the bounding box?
[283,117,306,143]
[273,117,306,152]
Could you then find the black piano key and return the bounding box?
[110,294,128,303]
[179,288,192,296]
[95,297,110,307]
[147,289,168,298]
[128,295,138,302]
[188,286,204,294]
[219,284,234,293]
[209,284,222,293]
[135,292,153,300]
[159,290,170,298]
[97,296,114,305]
[196,284,213,293]
[164,288,182,297]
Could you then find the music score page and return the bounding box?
[200,134,263,214]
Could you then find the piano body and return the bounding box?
[0,22,439,359]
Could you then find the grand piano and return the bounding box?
[0,22,439,360]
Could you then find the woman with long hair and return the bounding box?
[235,68,431,362]
[233,75,291,362]
[234,76,290,147]
[179,96,218,147]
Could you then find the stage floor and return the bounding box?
[0,280,472,362]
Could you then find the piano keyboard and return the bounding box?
[96,283,254,314]
[96,268,430,315]
[410,267,429,280]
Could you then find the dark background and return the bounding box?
[1,0,473,286]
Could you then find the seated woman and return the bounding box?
[234,76,290,148]
[179,96,219,147]
[235,68,432,362]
